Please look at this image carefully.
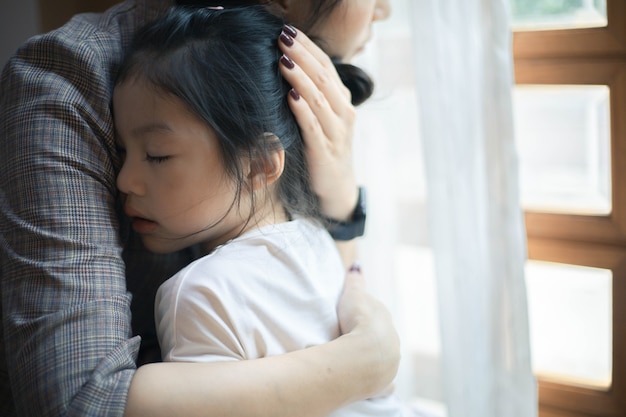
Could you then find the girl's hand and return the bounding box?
[278,25,359,222]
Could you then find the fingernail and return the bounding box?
[283,24,297,38]
[279,31,294,47]
[289,88,300,101]
[349,262,362,273]
[280,54,295,70]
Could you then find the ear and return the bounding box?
[268,0,291,14]
[268,0,307,25]
[247,134,285,191]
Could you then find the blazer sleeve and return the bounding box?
[0,11,138,417]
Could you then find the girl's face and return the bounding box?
[113,78,253,254]
[286,0,391,62]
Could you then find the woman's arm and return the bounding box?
[125,268,399,417]
[278,26,360,223]
[0,19,142,415]
[278,27,365,267]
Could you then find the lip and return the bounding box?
[352,36,371,59]
[124,205,158,234]
[130,217,158,234]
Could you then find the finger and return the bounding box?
[279,46,350,123]
[278,27,353,118]
[337,264,368,334]
[282,36,352,113]
[280,55,349,146]
[348,262,363,276]
[282,25,337,74]
[285,85,327,156]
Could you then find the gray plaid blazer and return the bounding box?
[0,1,197,415]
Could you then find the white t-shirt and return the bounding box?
[155,218,408,416]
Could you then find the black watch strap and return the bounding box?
[324,187,367,241]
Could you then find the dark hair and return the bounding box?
[175,0,268,6]
[174,0,341,32]
[117,6,321,227]
[172,0,374,105]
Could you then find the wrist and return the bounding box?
[318,178,359,221]
[323,187,367,241]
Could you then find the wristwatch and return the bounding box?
[325,187,367,241]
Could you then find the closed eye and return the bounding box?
[145,153,170,164]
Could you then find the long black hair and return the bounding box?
[117,5,321,225]
[173,0,374,105]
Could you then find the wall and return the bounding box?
[0,0,120,69]
[0,0,39,68]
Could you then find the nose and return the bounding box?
[374,0,391,22]
[116,158,145,196]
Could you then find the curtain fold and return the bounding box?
[409,1,537,415]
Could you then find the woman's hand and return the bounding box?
[278,25,359,222]
[338,265,401,397]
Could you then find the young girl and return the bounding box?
[114,5,423,416]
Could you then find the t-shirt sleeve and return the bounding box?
[155,261,249,363]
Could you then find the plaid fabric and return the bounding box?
[0,1,197,415]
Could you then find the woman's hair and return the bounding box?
[173,0,374,105]
[117,6,323,225]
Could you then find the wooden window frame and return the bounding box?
[513,1,626,416]
[527,239,626,417]
[514,1,626,59]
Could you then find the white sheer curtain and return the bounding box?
[410,0,537,415]
[354,0,537,416]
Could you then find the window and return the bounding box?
[512,1,626,415]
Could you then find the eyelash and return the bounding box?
[145,154,170,164]
[114,144,168,164]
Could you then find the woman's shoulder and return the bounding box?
[3,0,169,86]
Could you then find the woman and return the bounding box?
[0,1,394,416]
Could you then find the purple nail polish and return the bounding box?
[283,24,297,38]
[279,31,294,47]
[289,88,300,101]
[349,262,362,273]
[280,54,295,70]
